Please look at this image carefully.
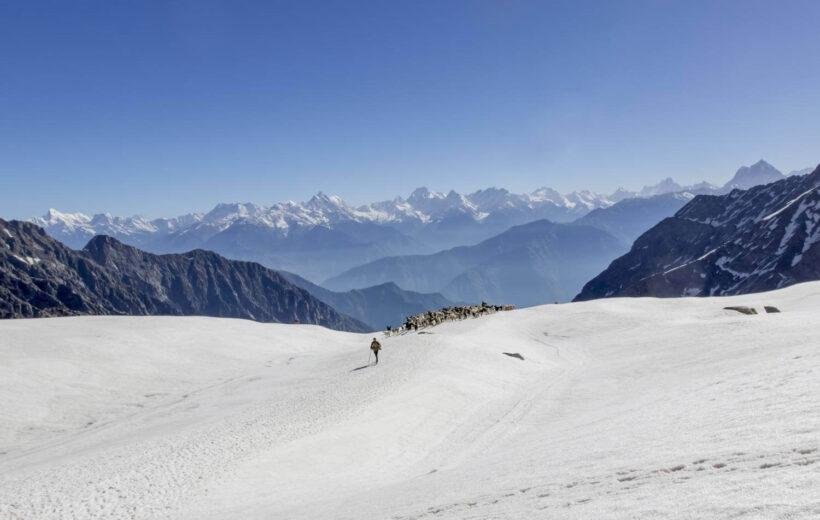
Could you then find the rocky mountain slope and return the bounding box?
[575,165,820,300]
[326,219,623,306]
[280,272,453,330]
[0,219,367,331]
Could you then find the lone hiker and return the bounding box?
[370,337,382,364]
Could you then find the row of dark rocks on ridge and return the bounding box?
[385,302,516,335]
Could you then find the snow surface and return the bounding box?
[1,283,819,519]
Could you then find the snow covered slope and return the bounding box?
[1,283,818,519]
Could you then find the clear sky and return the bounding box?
[2,0,819,219]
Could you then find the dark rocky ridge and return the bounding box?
[0,219,368,331]
[575,165,820,301]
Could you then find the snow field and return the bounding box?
[1,283,818,519]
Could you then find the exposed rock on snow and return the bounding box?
[724,305,757,315]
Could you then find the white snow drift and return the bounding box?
[1,283,818,519]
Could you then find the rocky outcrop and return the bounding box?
[724,306,757,315]
[0,219,367,331]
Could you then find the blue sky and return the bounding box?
[2,0,819,218]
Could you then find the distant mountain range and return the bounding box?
[0,219,367,331]
[31,160,809,284]
[574,192,694,247]
[31,186,618,280]
[7,159,816,323]
[325,219,624,307]
[789,167,814,177]
[279,272,453,330]
[575,165,820,301]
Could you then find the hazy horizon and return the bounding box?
[15,158,813,221]
[3,1,819,219]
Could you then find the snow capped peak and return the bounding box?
[528,187,566,206]
[30,210,95,244]
[89,213,117,226]
[467,187,526,212]
[609,187,637,203]
[443,190,475,209]
[752,158,773,168]
[203,202,264,222]
[639,177,684,197]
[402,187,475,217]
[305,191,348,211]
[724,160,784,190]
[38,209,91,227]
[564,190,613,210]
[302,192,362,224]
[87,213,156,233]
[30,208,173,248]
[685,181,720,195]
[408,187,445,203]
[471,187,509,196]
[150,212,204,233]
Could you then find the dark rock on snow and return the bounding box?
[724,306,757,315]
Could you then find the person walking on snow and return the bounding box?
[370,338,382,364]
